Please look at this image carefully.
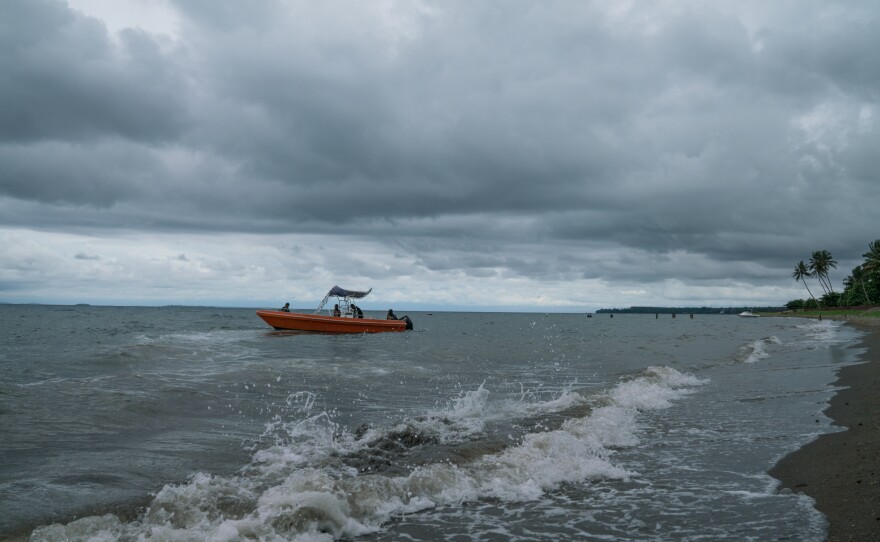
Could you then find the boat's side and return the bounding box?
[256,310,407,333]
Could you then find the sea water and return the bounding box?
[0,305,864,541]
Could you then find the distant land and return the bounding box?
[596,306,786,315]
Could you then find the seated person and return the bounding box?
[333,304,341,317]
[352,304,364,318]
[279,302,290,312]
[386,309,398,320]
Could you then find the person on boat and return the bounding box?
[279,302,290,312]
[333,304,341,317]
[387,309,413,329]
[352,304,363,318]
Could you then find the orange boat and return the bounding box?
[256,286,413,333]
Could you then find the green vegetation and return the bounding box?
[788,239,880,309]
[766,308,880,319]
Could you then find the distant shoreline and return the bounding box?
[596,306,785,314]
[769,317,880,540]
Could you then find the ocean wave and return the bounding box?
[30,366,707,541]
[795,319,842,348]
[737,336,782,364]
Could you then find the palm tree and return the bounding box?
[863,240,880,274]
[861,241,880,306]
[808,252,828,295]
[851,265,871,305]
[793,261,819,306]
[809,250,837,294]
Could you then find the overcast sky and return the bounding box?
[1,0,878,311]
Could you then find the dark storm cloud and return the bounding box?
[0,1,189,143]
[1,0,879,296]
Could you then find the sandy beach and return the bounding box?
[770,317,880,541]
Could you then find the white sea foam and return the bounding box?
[429,383,493,436]
[510,385,589,417]
[739,336,782,364]
[31,366,706,541]
[743,340,768,364]
[797,319,841,347]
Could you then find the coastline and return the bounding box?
[769,317,880,541]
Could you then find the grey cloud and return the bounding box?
[763,10,880,100]
[0,1,189,144]
[1,0,878,300]
[0,140,167,206]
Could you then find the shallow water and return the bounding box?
[0,306,863,540]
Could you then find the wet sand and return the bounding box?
[770,317,880,541]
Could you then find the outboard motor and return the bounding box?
[401,315,414,330]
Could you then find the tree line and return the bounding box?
[789,240,880,309]
[596,306,785,314]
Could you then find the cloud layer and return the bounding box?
[1,0,878,308]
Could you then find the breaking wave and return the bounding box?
[31,367,706,541]
[738,336,782,364]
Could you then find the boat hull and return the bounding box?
[256,310,408,333]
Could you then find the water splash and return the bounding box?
[31,366,707,541]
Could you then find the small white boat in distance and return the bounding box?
[738,311,759,318]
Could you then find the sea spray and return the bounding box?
[31,366,707,541]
